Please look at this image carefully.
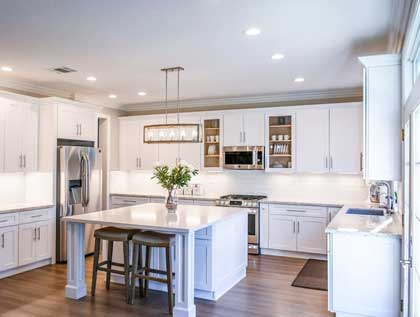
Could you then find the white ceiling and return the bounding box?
[0,0,394,111]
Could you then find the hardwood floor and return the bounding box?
[0,255,333,317]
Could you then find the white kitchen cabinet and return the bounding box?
[359,54,401,181]
[139,119,159,169]
[0,226,18,272]
[296,217,327,254]
[260,204,269,248]
[328,232,401,317]
[178,115,201,169]
[296,108,330,173]
[4,103,39,172]
[223,111,265,146]
[57,104,97,141]
[18,220,51,266]
[119,119,141,170]
[194,238,211,290]
[268,214,296,251]
[329,104,363,173]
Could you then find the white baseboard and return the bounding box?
[261,248,327,260]
[0,258,52,279]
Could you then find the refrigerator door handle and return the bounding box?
[81,153,90,207]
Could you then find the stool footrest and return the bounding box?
[98,260,126,268]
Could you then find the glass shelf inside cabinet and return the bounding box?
[268,115,293,169]
[203,119,221,168]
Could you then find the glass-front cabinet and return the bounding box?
[201,114,223,170]
[265,111,296,172]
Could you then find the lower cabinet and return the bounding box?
[0,226,18,271]
[262,203,329,255]
[194,238,211,290]
[18,221,51,266]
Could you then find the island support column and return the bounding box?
[65,222,87,299]
[173,231,196,317]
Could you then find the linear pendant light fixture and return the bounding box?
[143,66,202,144]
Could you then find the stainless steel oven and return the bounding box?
[223,146,264,170]
[216,194,267,255]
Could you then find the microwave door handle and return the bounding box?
[252,150,257,166]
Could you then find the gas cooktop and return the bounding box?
[216,194,267,208]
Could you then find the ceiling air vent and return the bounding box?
[52,66,77,74]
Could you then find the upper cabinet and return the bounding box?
[359,54,401,181]
[202,113,223,170]
[330,104,363,173]
[4,103,39,173]
[57,104,97,142]
[297,108,330,173]
[224,111,264,146]
[296,103,363,174]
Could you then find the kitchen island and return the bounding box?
[64,203,248,317]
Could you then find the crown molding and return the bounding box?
[120,87,362,112]
[388,0,413,53]
[358,54,401,67]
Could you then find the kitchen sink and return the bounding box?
[346,208,385,216]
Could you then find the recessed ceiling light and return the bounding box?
[294,77,305,83]
[271,53,285,60]
[108,94,117,99]
[244,27,261,36]
[137,91,147,96]
[86,76,96,81]
[1,66,13,72]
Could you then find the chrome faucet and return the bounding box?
[377,181,393,212]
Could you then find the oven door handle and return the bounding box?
[248,209,258,214]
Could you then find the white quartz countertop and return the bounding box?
[0,202,54,214]
[111,192,219,201]
[64,203,246,233]
[326,204,403,237]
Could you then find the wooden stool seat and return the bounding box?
[91,226,138,303]
[130,231,175,315]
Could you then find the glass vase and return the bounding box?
[165,188,178,213]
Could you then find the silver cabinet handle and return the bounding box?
[139,157,141,168]
[286,209,306,213]
[1,233,4,248]
[23,155,26,168]
[325,156,328,169]
[30,214,42,218]
[244,131,246,143]
[297,221,300,233]
[33,228,37,241]
[293,221,296,233]
[239,132,242,143]
[79,124,82,136]
[37,227,41,240]
[330,157,333,169]
[360,152,363,172]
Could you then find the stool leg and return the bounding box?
[144,246,151,297]
[130,243,139,305]
[166,246,173,315]
[91,237,101,296]
[138,245,144,297]
[106,240,113,290]
[123,241,130,303]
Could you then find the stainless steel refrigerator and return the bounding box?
[56,145,102,262]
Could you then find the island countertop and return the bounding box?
[64,203,246,233]
[325,204,403,237]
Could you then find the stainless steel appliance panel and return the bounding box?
[57,146,102,262]
[223,146,264,170]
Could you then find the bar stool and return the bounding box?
[129,231,175,315]
[91,226,138,303]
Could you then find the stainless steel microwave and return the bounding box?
[223,146,265,170]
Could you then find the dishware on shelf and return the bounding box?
[284,134,290,140]
[215,135,219,142]
[208,145,216,155]
[271,135,277,141]
[277,134,284,140]
[209,135,215,142]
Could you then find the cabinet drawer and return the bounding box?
[269,204,327,218]
[0,213,18,228]
[111,196,149,206]
[195,227,212,240]
[19,208,50,224]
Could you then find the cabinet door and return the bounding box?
[18,223,37,266]
[194,238,211,290]
[57,105,79,139]
[22,103,39,172]
[119,120,140,170]
[36,221,51,261]
[4,104,23,172]
[158,144,179,166]
[268,215,296,251]
[296,108,330,173]
[243,111,265,146]
[78,110,97,141]
[330,104,363,173]
[223,112,243,146]
[138,120,159,170]
[260,204,269,249]
[296,217,327,254]
[0,226,18,271]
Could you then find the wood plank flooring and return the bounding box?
[0,255,333,317]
